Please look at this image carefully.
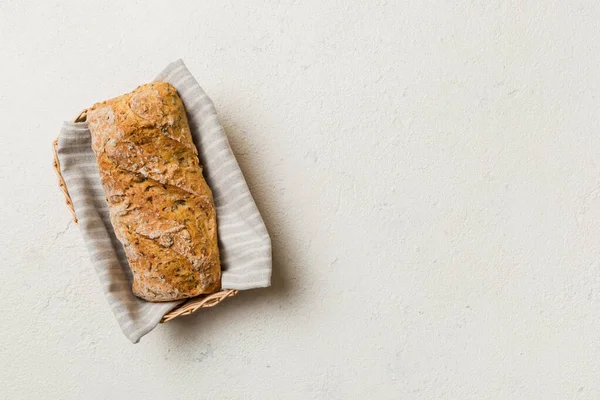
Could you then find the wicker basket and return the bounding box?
[52,110,237,323]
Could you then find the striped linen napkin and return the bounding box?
[56,59,272,343]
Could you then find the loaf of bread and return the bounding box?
[86,82,221,302]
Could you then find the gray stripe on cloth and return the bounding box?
[56,59,272,343]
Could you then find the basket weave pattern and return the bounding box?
[53,111,237,323]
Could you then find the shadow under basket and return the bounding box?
[52,110,237,323]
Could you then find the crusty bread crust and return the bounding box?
[87,82,221,301]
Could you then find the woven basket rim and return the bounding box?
[52,110,236,323]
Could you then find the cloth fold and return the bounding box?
[57,59,271,343]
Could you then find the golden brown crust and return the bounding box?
[86,82,221,301]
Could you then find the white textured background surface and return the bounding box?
[2,1,600,398]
